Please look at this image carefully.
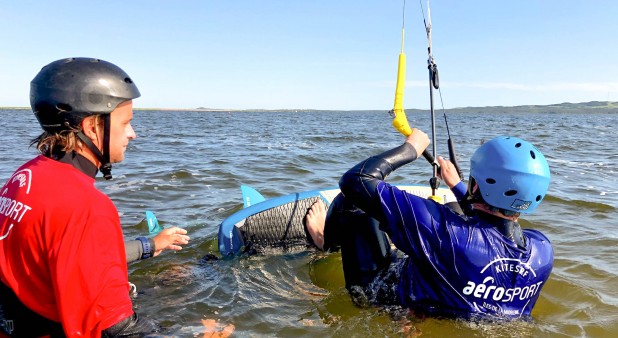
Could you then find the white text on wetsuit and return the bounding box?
[462,280,543,303]
[495,263,529,277]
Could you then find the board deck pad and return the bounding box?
[240,197,319,254]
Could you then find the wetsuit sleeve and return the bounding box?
[340,142,460,256]
[452,181,467,201]
[339,142,418,223]
[125,238,156,263]
[125,240,141,263]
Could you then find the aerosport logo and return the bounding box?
[461,258,543,304]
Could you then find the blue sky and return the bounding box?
[1,0,616,110]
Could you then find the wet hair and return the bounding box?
[30,114,104,158]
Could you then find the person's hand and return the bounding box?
[201,319,235,338]
[405,128,430,158]
[152,227,190,257]
[437,156,461,189]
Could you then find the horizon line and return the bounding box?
[1,100,616,112]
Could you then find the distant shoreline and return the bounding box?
[2,100,617,114]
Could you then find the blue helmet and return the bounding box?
[470,136,550,214]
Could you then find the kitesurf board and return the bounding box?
[218,184,456,256]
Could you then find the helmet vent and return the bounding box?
[536,195,542,202]
[124,77,134,84]
[530,150,536,159]
[515,142,522,148]
[504,190,517,196]
[486,178,496,184]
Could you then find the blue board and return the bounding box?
[218,184,456,256]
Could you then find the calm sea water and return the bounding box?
[1,109,617,337]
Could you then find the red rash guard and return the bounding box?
[0,155,133,337]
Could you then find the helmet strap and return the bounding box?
[100,114,113,180]
[76,131,105,167]
[75,114,113,180]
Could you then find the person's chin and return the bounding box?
[111,154,125,163]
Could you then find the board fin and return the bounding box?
[241,185,266,208]
[145,210,163,235]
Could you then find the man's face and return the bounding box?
[109,100,136,163]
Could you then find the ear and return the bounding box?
[80,116,101,146]
[467,179,479,196]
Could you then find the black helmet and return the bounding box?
[30,57,140,132]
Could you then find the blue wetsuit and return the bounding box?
[332,142,553,319]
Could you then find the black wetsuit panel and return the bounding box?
[326,143,418,289]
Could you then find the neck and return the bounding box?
[471,203,519,222]
[472,203,526,249]
[75,143,101,169]
[56,151,99,178]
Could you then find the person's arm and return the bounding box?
[125,238,154,263]
[125,227,190,263]
[339,128,430,223]
[437,155,467,200]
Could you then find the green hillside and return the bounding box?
[405,101,618,115]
